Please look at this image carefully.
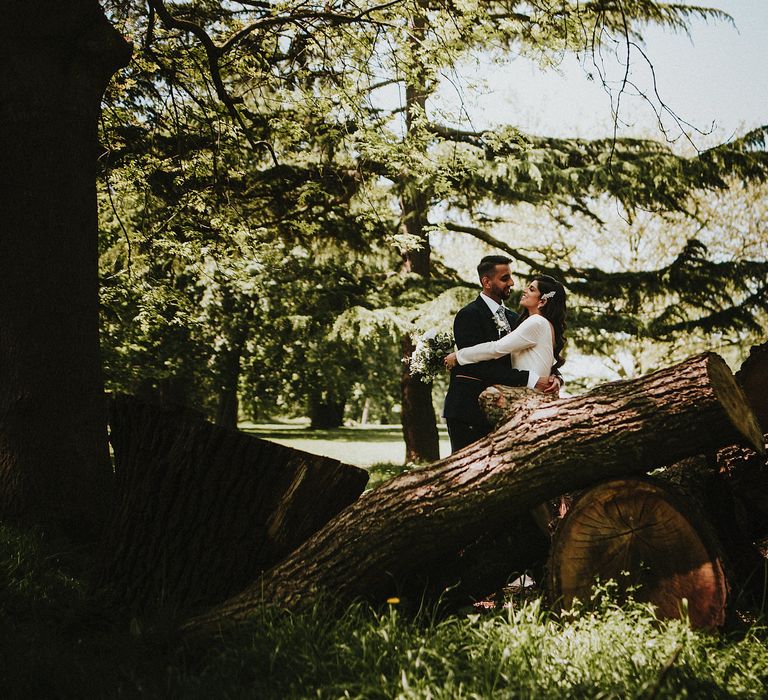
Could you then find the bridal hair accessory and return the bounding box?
[541,290,556,301]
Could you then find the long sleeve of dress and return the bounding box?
[456,315,545,365]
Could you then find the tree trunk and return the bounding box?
[546,476,730,629]
[185,352,764,632]
[736,340,768,431]
[0,4,131,536]
[360,398,371,425]
[715,440,768,543]
[396,7,440,464]
[97,395,368,612]
[213,287,253,429]
[215,382,240,430]
[214,343,243,429]
[657,447,768,610]
[309,393,347,429]
[400,336,441,463]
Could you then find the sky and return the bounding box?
[427,2,767,386]
[436,1,768,146]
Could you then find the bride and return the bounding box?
[445,274,567,386]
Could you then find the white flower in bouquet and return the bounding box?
[407,329,455,384]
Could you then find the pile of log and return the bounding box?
[101,345,768,634]
[546,345,768,629]
[182,350,765,634]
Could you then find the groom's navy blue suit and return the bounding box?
[443,295,530,452]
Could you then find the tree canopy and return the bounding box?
[95,1,767,453]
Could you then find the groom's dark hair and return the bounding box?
[477,255,512,280]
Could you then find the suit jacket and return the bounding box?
[443,295,529,426]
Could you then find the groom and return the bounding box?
[443,255,559,452]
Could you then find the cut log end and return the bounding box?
[707,353,765,455]
[547,478,729,629]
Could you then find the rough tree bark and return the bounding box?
[715,440,768,546]
[659,446,768,607]
[712,340,768,548]
[97,396,368,612]
[736,340,768,431]
[185,352,764,633]
[0,4,131,536]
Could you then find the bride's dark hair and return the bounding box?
[515,274,567,369]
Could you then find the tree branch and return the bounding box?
[426,122,488,145]
[219,0,404,55]
[441,221,551,273]
[148,0,271,156]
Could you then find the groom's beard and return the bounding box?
[490,287,513,302]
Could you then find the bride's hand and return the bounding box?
[444,352,458,370]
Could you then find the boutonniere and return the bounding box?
[493,311,510,336]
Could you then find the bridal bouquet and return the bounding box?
[407,329,455,384]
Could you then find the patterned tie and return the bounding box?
[495,306,511,335]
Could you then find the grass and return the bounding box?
[239,422,453,467]
[2,522,768,699]
[175,593,768,699]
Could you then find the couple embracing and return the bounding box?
[443,255,567,453]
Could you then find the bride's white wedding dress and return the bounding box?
[455,314,554,378]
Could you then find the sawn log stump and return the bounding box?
[545,342,768,627]
[98,395,368,612]
[547,477,729,628]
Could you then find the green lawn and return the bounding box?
[240,422,453,466]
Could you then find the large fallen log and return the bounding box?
[97,395,368,612]
[547,476,730,628]
[547,435,768,627]
[185,352,764,633]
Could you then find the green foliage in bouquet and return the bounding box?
[407,330,455,384]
